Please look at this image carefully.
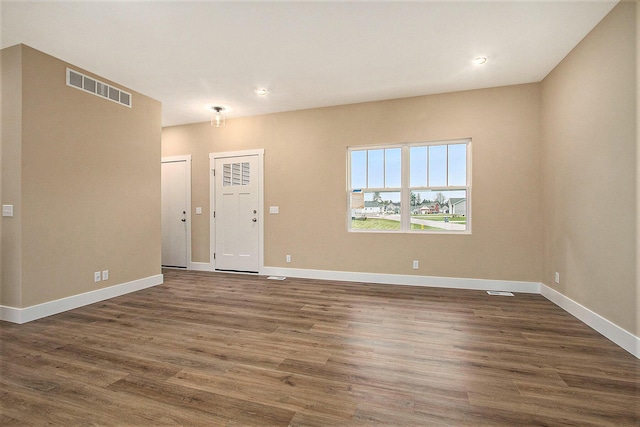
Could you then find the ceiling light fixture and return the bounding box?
[255,88,268,96]
[472,56,488,65]
[209,106,226,127]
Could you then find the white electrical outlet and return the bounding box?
[94,271,101,282]
[102,270,109,281]
[413,260,419,269]
[286,254,291,263]
[555,272,560,284]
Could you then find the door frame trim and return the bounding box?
[161,155,192,269]
[209,149,265,274]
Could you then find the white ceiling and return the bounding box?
[1,1,618,127]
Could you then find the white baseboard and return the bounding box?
[261,266,541,293]
[540,283,639,358]
[261,267,638,358]
[0,274,164,324]
[3,267,636,359]
[189,262,215,272]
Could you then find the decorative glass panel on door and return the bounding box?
[223,162,251,186]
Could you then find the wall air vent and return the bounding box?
[66,68,132,108]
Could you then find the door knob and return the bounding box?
[181,218,186,222]
[252,218,257,222]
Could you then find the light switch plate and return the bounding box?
[195,207,202,215]
[2,205,14,217]
[269,206,279,214]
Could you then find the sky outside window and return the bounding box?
[351,143,466,191]
[351,150,367,188]
[447,144,466,186]
[384,148,401,187]
[367,149,384,188]
[428,145,447,186]
[410,146,427,187]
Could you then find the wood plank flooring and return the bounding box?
[1,269,638,426]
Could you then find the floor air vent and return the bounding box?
[487,291,514,296]
[66,68,132,108]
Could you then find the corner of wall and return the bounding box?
[540,1,637,337]
[540,282,639,358]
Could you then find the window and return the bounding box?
[348,139,470,233]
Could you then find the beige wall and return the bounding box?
[0,45,23,307]
[163,83,542,282]
[1,45,162,308]
[541,2,637,334]
[636,0,640,339]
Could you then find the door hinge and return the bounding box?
[213,253,216,260]
[213,169,215,176]
[213,211,216,218]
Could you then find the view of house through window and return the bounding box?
[349,140,470,232]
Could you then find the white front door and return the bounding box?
[161,157,190,268]
[213,154,261,273]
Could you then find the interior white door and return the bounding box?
[214,155,260,273]
[161,159,189,268]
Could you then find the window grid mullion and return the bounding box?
[365,150,369,189]
[446,145,449,186]
[401,146,410,232]
[385,149,389,188]
[426,146,429,187]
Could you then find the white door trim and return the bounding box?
[209,149,265,274]
[161,155,192,269]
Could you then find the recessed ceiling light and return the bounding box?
[472,56,487,65]
[255,88,268,96]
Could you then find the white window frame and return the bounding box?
[347,138,472,234]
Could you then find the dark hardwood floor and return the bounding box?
[1,269,638,426]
